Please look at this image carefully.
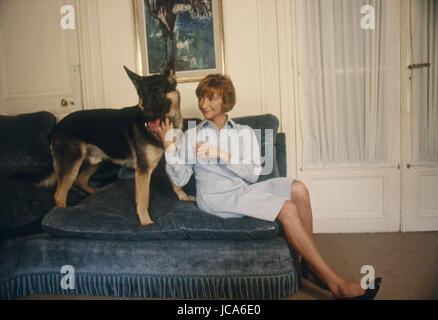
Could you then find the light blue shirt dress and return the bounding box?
[165,116,294,222]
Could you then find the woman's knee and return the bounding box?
[277,200,299,223]
[291,180,309,204]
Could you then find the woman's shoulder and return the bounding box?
[232,122,257,135]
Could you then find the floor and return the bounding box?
[25,232,438,300]
[289,232,438,300]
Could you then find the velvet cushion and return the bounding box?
[0,177,86,241]
[0,112,55,176]
[42,179,280,240]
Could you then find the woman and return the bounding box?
[157,74,381,300]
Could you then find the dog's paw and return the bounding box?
[54,199,67,208]
[181,195,196,202]
[74,183,97,194]
[175,190,196,202]
[139,218,154,226]
[138,212,154,225]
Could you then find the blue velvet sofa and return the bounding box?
[0,112,301,300]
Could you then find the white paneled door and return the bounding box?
[403,0,438,231]
[0,0,81,117]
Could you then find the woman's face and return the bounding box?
[198,91,225,120]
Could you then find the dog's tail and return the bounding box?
[36,169,57,188]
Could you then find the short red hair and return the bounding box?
[195,74,236,112]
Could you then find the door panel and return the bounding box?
[0,0,81,117]
[299,169,400,233]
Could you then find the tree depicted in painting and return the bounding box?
[146,0,212,71]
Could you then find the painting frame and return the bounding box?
[132,0,225,83]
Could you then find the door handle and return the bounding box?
[408,63,430,69]
[61,99,74,107]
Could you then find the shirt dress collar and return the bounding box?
[199,115,237,131]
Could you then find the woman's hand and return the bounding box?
[195,142,231,163]
[157,118,175,151]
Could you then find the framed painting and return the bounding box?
[133,0,225,82]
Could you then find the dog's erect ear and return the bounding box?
[124,66,143,90]
[163,56,176,84]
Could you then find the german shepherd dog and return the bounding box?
[38,59,194,225]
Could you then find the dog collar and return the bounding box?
[145,118,161,133]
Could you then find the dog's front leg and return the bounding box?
[135,169,154,225]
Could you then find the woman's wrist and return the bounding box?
[165,142,176,152]
[218,147,231,164]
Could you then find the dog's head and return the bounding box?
[124,58,182,130]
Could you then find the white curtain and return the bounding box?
[411,0,438,164]
[295,0,401,168]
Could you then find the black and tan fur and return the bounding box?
[38,59,194,225]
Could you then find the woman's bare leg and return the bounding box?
[291,181,327,279]
[291,180,314,238]
[278,200,365,298]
